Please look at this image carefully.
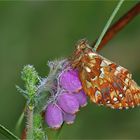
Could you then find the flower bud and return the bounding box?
[63,113,76,124]
[45,103,63,129]
[59,69,82,92]
[74,90,87,107]
[57,92,79,114]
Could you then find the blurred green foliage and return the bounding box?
[0,1,140,139]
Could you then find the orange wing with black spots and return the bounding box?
[71,40,140,109]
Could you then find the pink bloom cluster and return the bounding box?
[45,68,87,129]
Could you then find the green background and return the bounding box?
[0,1,140,139]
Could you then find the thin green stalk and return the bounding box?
[94,0,125,51]
[15,111,24,133]
[0,124,20,140]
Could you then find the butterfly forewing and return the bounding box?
[71,40,140,109]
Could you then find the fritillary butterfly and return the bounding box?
[70,39,140,109]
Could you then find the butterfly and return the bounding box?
[70,39,140,109]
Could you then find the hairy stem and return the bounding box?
[26,107,33,139]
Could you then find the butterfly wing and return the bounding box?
[78,51,140,109]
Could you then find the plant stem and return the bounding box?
[26,106,34,139]
[15,111,24,134]
[0,124,19,140]
[93,0,124,51]
[92,2,140,51]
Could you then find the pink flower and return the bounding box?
[44,64,88,129]
[57,92,79,114]
[45,103,63,129]
[59,69,82,92]
[63,113,76,124]
[74,90,87,107]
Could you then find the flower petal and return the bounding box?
[63,113,76,124]
[74,90,87,107]
[59,69,82,92]
[45,103,63,129]
[57,92,79,114]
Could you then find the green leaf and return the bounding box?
[16,85,28,99]
[0,124,20,140]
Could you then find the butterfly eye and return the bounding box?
[77,44,85,50]
[75,46,86,56]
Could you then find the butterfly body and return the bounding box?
[71,40,140,109]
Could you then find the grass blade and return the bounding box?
[0,124,20,140]
[15,111,24,132]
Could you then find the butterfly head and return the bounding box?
[70,39,97,69]
[75,39,91,54]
